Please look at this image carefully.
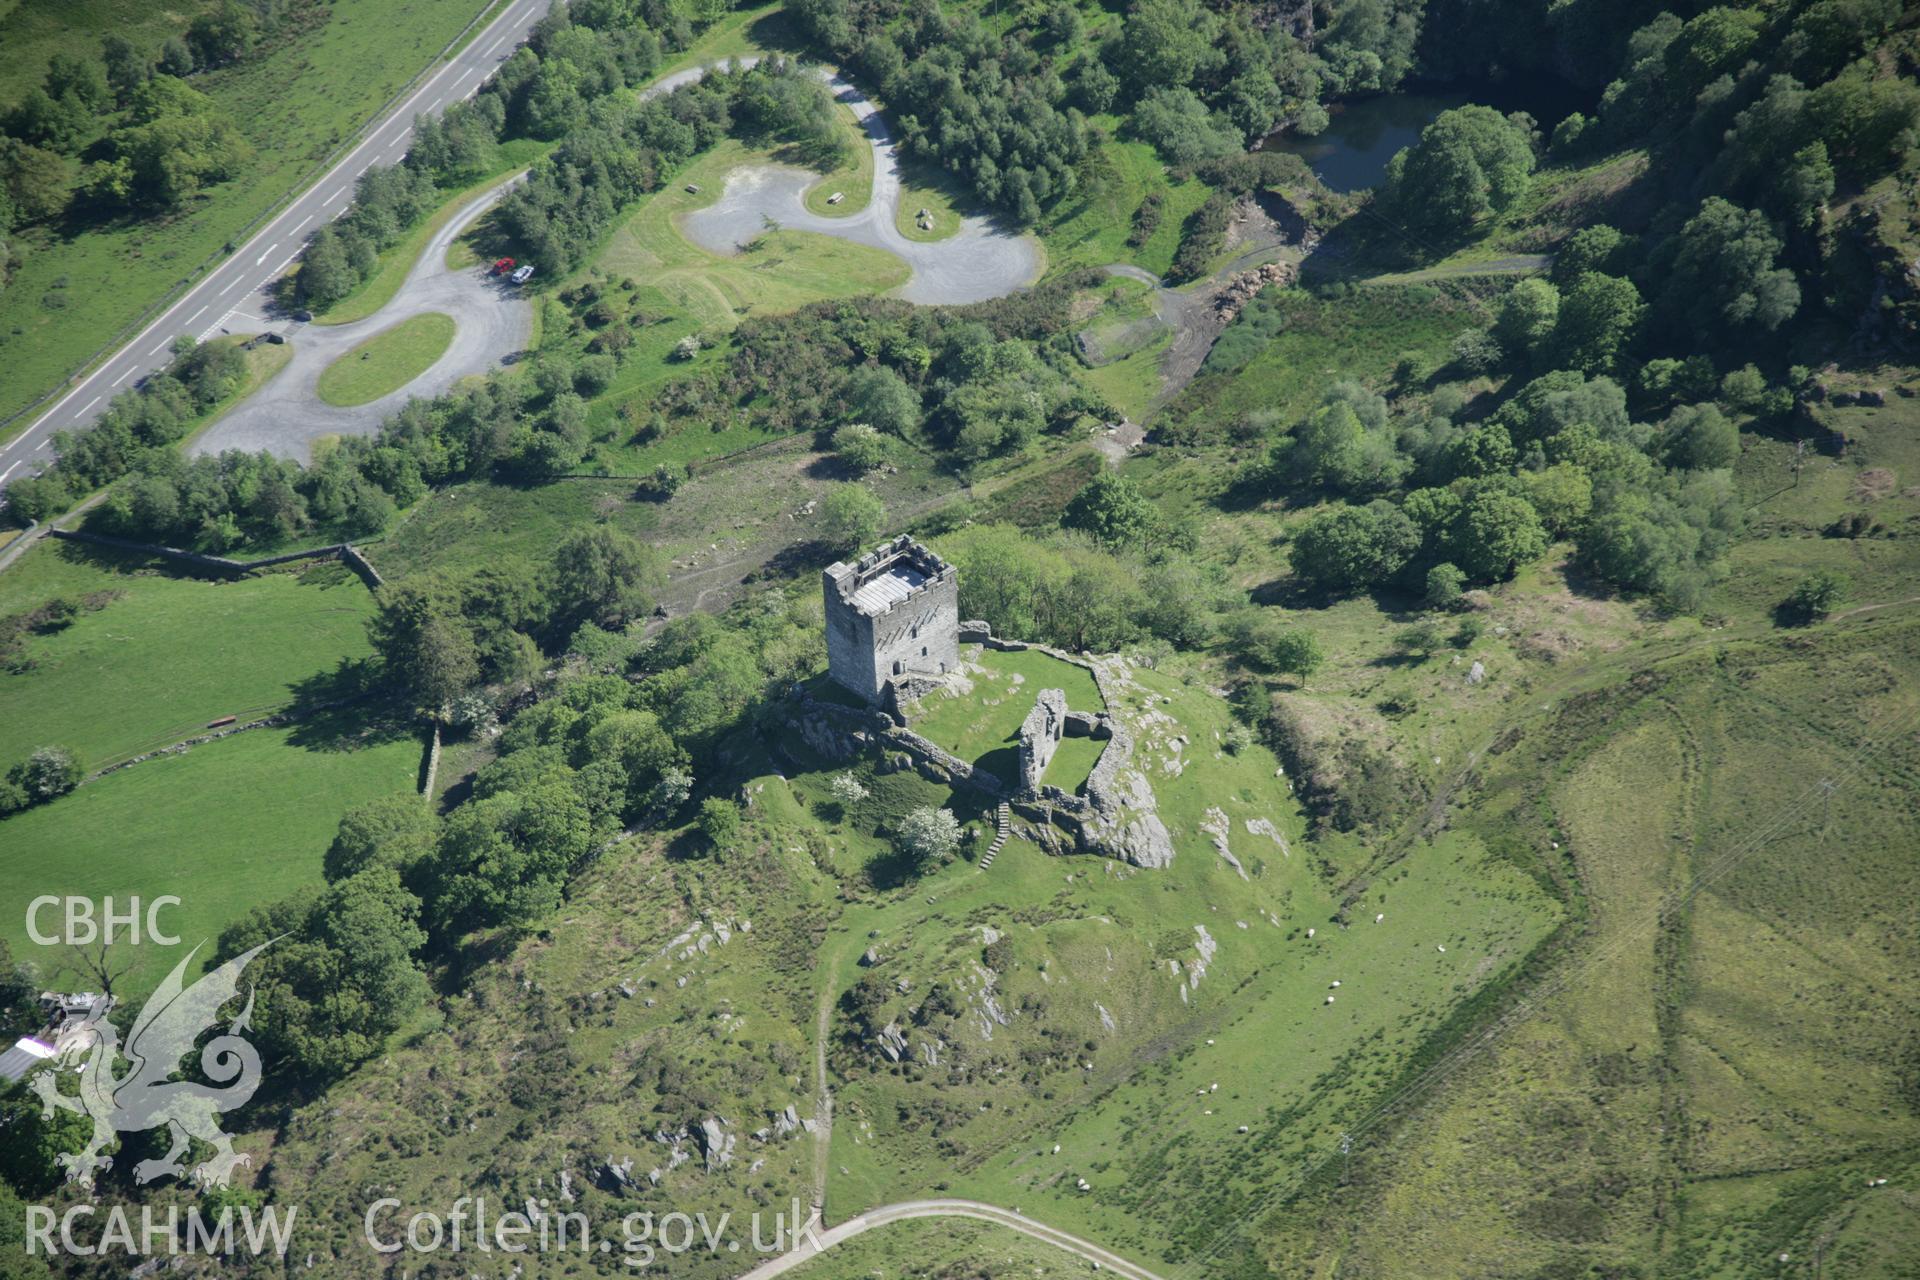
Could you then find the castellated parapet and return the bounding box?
[823,536,960,704]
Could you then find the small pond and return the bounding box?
[1262,92,1467,193]
[1263,74,1592,193]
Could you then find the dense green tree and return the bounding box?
[0,138,69,225]
[1494,278,1560,362]
[845,366,922,438]
[698,796,742,849]
[1269,384,1408,494]
[89,76,251,207]
[1289,501,1421,595]
[1062,470,1158,548]
[368,579,484,711]
[582,708,681,814]
[1663,7,1764,97]
[186,2,258,67]
[1423,562,1467,610]
[1658,198,1799,336]
[942,524,1045,640]
[431,772,592,933]
[1550,272,1644,374]
[325,794,439,883]
[100,35,149,105]
[1550,225,1631,287]
[1382,105,1536,236]
[1133,87,1241,166]
[1663,403,1740,470]
[818,483,886,552]
[1118,0,1222,92]
[831,424,891,474]
[1492,370,1632,448]
[1439,422,1518,481]
[1520,462,1595,535]
[1805,61,1920,181]
[1780,571,1847,623]
[1319,0,1421,94]
[217,867,428,1078]
[550,526,661,634]
[1789,0,1902,75]
[0,1093,93,1196]
[157,37,195,78]
[6,746,82,805]
[1450,486,1549,581]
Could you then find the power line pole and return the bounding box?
[1818,778,1835,831]
[1339,1132,1352,1187]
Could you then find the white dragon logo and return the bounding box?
[30,940,271,1190]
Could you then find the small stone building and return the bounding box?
[823,536,960,704]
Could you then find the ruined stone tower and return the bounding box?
[823,536,960,704]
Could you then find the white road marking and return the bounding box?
[188,305,208,324]
[79,397,100,415]
[275,251,300,273]
[2,1,541,459]
[486,34,506,55]
[293,214,313,233]
[111,367,135,386]
[256,243,279,265]
[151,341,171,356]
[0,461,21,484]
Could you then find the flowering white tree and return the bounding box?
[896,806,961,867]
[829,772,869,809]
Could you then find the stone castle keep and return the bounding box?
[808,536,1174,869]
[823,536,961,704]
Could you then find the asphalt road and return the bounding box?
[0,0,557,497]
[189,180,534,461]
[731,1198,1169,1280]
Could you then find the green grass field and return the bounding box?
[1169,282,1485,433]
[1257,616,1920,1280]
[565,138,909,470]
[0,0,493,431]
[0,723,419,998]
[1041,136,1211,278]
[0,1,216,113]
[910,645,1104,783]
[893,156,966,242]
[316,312,456,406]
[0,544,376,769]
[798,95,877,218]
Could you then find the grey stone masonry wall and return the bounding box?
[823,535,960,703]
[1016,689,1066,796]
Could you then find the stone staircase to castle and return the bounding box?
[979,802,1011,868]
